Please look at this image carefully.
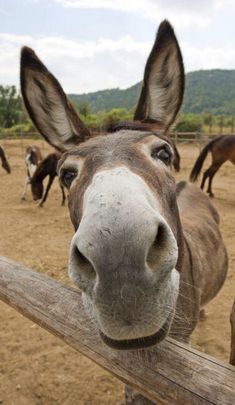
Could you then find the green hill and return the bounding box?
[70,82,141,113]
[70,70,235,115]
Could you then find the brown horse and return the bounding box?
[0,146,11,174]
[30,153,66,207]
[190,135,235,197]
[20,20,228,404]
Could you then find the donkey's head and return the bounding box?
[30,178,43,201]
[21,21,184,350]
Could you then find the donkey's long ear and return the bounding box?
[20,47,91,152]
[134,20,184,131]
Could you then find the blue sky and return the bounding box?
[1,0,235,93]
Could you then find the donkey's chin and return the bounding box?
[81,269,180,350]
[99,311,174,350]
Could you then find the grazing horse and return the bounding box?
[21,145,42,200]
[20,20,228,404]
[190,135,235,197]
[30,152,66,207]
[0,146,11,174]
[230,299,235,366]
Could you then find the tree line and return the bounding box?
[1,85,235,135]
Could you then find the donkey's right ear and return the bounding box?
[20,47,91,152]
[134,21,184,132]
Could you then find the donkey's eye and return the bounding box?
[151,146,172,165]
[61,170,77,188]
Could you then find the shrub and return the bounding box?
[175,114,203,132]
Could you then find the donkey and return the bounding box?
[0,145,11,174]
[20,20,228,404]
[30,152,66,207]
[21,145,42,200]
[190,135,235,197]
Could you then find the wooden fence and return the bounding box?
[1,131,235,158]
[1,131,235,146]
[0,256,234,404]
[170,132,235,151]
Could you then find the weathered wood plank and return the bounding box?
[0,256,234,405]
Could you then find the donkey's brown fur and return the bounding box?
[190,135,235,197]
[0,146,11,174]
[20,20,228,404]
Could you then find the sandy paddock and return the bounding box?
[0,139,234,404]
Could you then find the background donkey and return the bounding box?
[21,145,42,200]
[30,152,66,207]
[0,145,11,174]
[20,20,228,404]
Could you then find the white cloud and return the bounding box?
[182,42,235,72]
[36,36,150,58]
[0,33,151,93]
[52,0,235,28]
[1,32,235,94]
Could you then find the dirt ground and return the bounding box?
[0,139,234,405]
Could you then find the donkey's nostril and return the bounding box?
[71,245,96,281]
[155,224,166,247]
[146,223,168,269]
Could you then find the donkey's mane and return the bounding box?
[105,120,172,145]
[106,120,162,134]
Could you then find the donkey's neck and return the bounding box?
[170,236,200,343]
[32,167,50,184]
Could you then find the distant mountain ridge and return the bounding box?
[69,69,235,115]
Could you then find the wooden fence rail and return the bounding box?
[1,131,235,143]
[0,256,234,405]
[1,131,235,157]
[170,132,235,148]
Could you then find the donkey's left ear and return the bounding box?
[20,47,91,152]
[134,20,184,131]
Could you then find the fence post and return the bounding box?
[195,132,201,152]
[175,132,178,144]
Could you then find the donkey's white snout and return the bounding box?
[68,167,178,292]
[67,167,180,341]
